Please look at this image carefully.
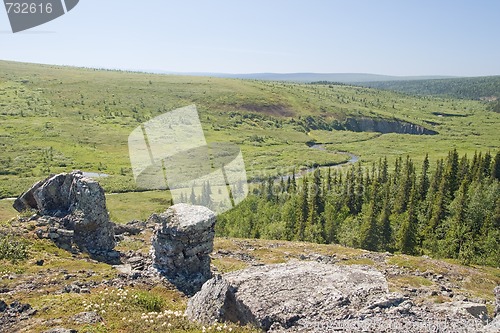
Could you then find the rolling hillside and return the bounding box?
[356,76,500,100]
[0,60,498,200]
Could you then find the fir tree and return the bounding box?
[296,176,309,241]
[378,182,393,251]
[492,151,500,180]
[397,183,418,254]
[379,157,389,184]
[190,186,197,205]
[418,154,430,200]
[444,180,469,259]
[359,180,380,251]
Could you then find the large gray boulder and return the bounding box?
[186,261,489,332]
[187,261,389,331]
[149,203,216,295]
[13,171,115,254]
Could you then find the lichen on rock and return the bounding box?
[13,170,115,254]
[149,203,216,295]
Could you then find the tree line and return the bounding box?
[358,76,500,101]
[217,150,500,266]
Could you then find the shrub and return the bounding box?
[0,235,29,262]
[134,291,165,312]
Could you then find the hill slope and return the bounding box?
[356,76,500,100]
[1,217,499,332]
[192,72,456,83]
[0,60,498,200]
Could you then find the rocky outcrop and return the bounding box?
[344,117,438,135]
[0,301,37,331]
[186,261,490,332]
[150,203,216,295]
[71,311,103,324]
[13,171,115,254]
[113,220,145,236]
[187,262,391,330]
[483,286,500,332]
[495,286,500,317]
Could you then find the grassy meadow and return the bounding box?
[0,60,499,223]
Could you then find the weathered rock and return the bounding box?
[0,300,6,312]
[494,285,500,317]
[435,301,489,322]
[13,171,115,254]
[150,203,216,295]
[12,180,43,212]
[71,311,103,324]
[43,328,77,333]
[0,301,37,330]
[186,275,254,325]
[343,117,438,135]
[187,261,388,330]
[482,316,500,333]
[113,220,144,236]
[186,261,489,332]
[128,256,146,271]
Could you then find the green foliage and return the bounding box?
[0,234,29,262]
[218,150,500,266]
[358,76,500,100]
[134,291,165,312]
[0,60,499,202]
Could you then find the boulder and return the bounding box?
[185,274,254,325]
[12,180,43,212]
[71,311,103,324]
[495,286,500,317]
[435,301,489,322]
[0,301,37,330]
[186,261,488,332]
[13,171,115,254]
[150,203,216,295]
[186,261,388,330]
[113,220,144,236]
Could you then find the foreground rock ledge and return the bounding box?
[187,261,389,330]
[149,203,216,296]
[186,261,492,333]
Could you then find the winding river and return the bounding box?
[0,145,359,202]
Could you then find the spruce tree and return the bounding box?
[418,154,430,200]
[190,186,197,205]
[378,181,392,251]
[379,157,389,184]
[393,156,414,214]
[359,180,380,251]
[295,176,309,241]
[306,169,324,243]
[492,151,500,180]
[397,183,418,254]
[444,180,469,259]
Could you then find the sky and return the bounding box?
[1,0,500,76]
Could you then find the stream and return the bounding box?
[261,144,360,183]
[0,145,359,202]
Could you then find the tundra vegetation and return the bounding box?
[0,61,499,332]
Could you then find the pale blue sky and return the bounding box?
[1,0,500,76]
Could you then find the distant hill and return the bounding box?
[355,76,500,100]
[148,71,456,84]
